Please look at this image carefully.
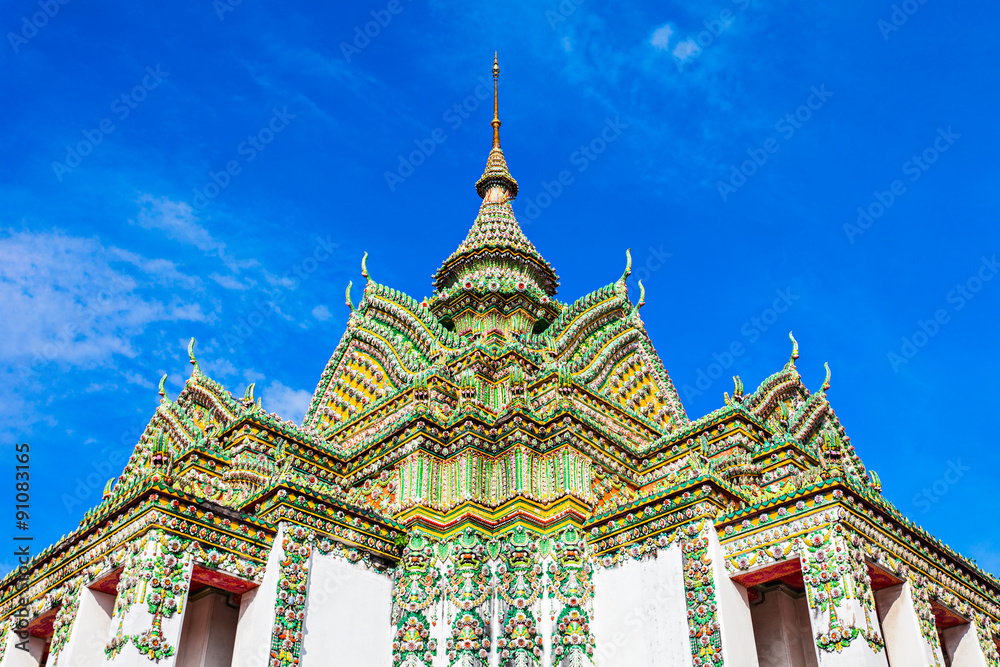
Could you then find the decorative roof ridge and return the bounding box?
[359,278,465,350]
[545,279,629,347]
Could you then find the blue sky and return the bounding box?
[2,0,998,574]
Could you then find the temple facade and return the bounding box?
[4,58,1000,667]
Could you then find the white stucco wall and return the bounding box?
[299,550,393,667]
[53,587,115,667]
[794,592,820,667]
[592,542,692,667]
[231,524,286,667]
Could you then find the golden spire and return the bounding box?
[492,52,501,148]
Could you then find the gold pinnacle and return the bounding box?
[492,52,501,148]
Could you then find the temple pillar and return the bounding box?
[541,583,553,667]
[494,527,545,667]
[174,589,238,667]
[706,525,759,667]
[941,622,991,667]
[0,631,45,667]
[541,527,592,667]
[873,581,942,666]
[591,539,691,666]
[51,586,116,666]
[750,588,818,667]
[390,533,440,667]
[230,524,289,667]
[299,547,393,666]
[800,530,888,667]
[488,558,499,667]
[106,532,195,667]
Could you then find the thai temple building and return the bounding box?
[5,57,1000,667]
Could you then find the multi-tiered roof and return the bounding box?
[3,57,1000,667]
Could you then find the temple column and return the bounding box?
[389,533,440,667]
[800,529,888,667]
[51,585,116,666]
[541,573,552,667]
[494,528,544,667]
[546,527,595,667]
[942,621,992,667]
[706,524,759,667]
[592,542,688,665]
[873,581,943,666]
[750,588,818,667]
[298,544,393,666]
[0,630,45,667]
[105,531,195,667]
[230,523,290,667]
[174,590,238,667]
[429,563,450,667]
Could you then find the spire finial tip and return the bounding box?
[491,53,501,147]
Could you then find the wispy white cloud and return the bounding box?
[263,271,296,289]
[261,380,311,422]
[201,357,238,379]
[311,304,332,321]
[130,194,258,274]
[0,229,206,370]
[85,382,118,393]
[132,194,218,252]
[243,369,266,385]
[650,24,674,51]
[109,247,201,289]
[123,370,156,389]
[672,39,701,62]
[210,272,253,290]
